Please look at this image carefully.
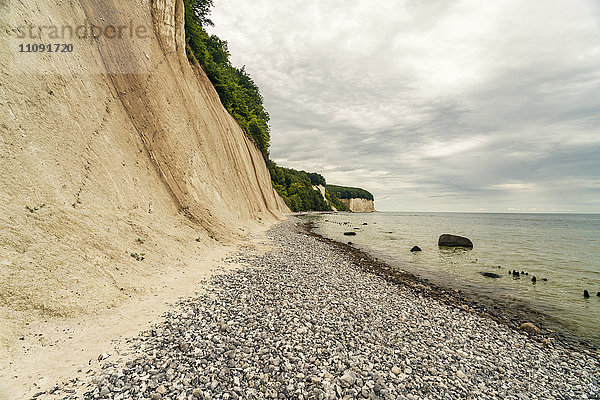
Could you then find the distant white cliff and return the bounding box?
[340,198,376,213]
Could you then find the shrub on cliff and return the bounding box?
[183,0,271,157]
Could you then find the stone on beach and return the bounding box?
[519,322,542,335]
[438,234,473,248]
[156,385,167,394]
[339,370,357,386]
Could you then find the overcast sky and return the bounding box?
[208,0,600,213]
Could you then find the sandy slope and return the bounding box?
[0,0,288,396]
[0,227,276,400]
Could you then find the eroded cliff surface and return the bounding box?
[340,198,376,212]
[0,0,287,340]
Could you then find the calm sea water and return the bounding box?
[304,212,600,346]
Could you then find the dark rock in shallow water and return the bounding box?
[597,291,600,297]
[584,290,590,298]
[343,232,357,236]
[480,272,501,278]
[410,246,422,252]
[362,223,368,225]
[438,234,473,248]
[347,242,353,245]
[532,276,536,283]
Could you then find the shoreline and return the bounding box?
[13,218,600,399]
[301,220,600,356]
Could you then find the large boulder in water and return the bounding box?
[438,234,473,248]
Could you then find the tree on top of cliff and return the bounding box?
[190,0,214,27]
[183,0,271,157]
[307,172,326,186]
[326,185,374,201]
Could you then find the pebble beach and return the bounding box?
[48,219,599,399]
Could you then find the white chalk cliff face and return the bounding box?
[0,0,288,326]
[340,198,376,213]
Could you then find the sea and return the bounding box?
[302,212,600,347]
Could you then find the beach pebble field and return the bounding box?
[52,219,598,400]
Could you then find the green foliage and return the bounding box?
[325,189,348,211]
[326,185,374,201]
[307,172,326,186]
[183,0,271,157]
[189,0,214,27]
[267,161,332,212]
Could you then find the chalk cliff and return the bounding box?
[0,0,288,337]
[340,198,376,212]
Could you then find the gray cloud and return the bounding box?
[209,0,600,212]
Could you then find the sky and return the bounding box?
[208,0,600,213]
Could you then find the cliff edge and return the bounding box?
[326,184,375,212]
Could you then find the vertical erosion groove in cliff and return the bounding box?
[76,0,288,229]
[0,0,289,330]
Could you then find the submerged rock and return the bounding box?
[519,322,542,335]
[480,272,501,278]
[410,246,422,252]
[438,234,473,248]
